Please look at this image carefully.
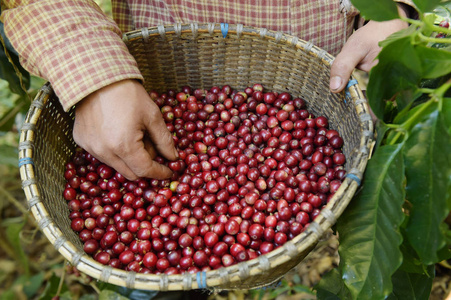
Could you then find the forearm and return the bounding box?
[1,0,143,111]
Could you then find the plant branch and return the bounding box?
[387,94,437,145]
[418,32,451,44]
[89,282,101,294]
[401,98,435,131]
[384,123,402,129]
[387,129,407,145]
[434,78,451,99]
[56,264,66,297]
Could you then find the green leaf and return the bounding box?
[415,46,451,79]
[0,92,28,131]
[386,265,435,300]
[114,286,159,300]
[0,105,17,131]
[38,273,69,300]
[336,143,406,299]
[404,110,451,264]
[397,234,431,274]
[60,291,77,300]
[434,4,451,19]
[98,290,131,300]
[367,37,422,120]
[1,290,15,300]
[315,268,352,300]
[5,219,29,275]
[394,99,437,132]
[412,0,441,13]
[0,22,30,95]
[421,14,440,38]
[395,89,423,118]
[269,285,290,298]
[23,272,45,298]
[0,144,18,166]
[96,284,160,300]
[374,121,390,149]
[379,25,418,48]
[292,284,316,295]
[9,272,45,299]
[443,97,451,134]
[80,295,98,300]
[350,0,399,21]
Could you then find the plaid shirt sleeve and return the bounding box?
[1,0,143,111]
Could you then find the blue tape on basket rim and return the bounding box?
[196,271,207,289]
[18,157,34,167]
[221,23,229,38]
[346,173,361,186]
[344,79,358,103]
[346,79,358,89]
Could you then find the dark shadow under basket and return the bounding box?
[18,23,373,291]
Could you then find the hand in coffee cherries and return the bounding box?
[73,79,179,180]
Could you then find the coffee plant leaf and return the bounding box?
[98,290,130,300]
[414,45,451,79]
[393,88,423,121]
[393,95,437,132]
[379,25,418,48]
[14,272,45,299]
[0,105,17,131]
[0,94,28,132]
[404,110,451,264]
[386,265,435,300]
[1,290,15,300]
[335,143,406,300]
[5,219,29,275]
[443,97,451,134]
[38,272,69,300]
[350,0,399,21]
[397,236,428,274]
[96,282,159,300]
[367,37,422,120]
[411,0,441,14]
[0,22,30,95]
[0,144,18,166]
[374,121,390,149]
[79,295,98,300]
[315,268,352,300]
[269,284,291,298]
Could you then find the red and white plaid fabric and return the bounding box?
[0,0,411,110]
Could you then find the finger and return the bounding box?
[143,135,158,160]
[145,103,179,161]
[105,156,138,181]
[82,146,139,181]
[118,141,173,180]
[329,43,368,93]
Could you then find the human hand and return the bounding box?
[329,8,410,93]
[73,79,178,181]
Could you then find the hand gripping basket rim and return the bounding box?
[18,23,374,291]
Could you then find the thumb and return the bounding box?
[329,45,367,93]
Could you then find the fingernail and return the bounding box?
[330,76,343,91]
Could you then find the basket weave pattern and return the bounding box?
[19,23,373,291]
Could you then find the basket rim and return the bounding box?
[18,23,374,291]
[123,23,336,66]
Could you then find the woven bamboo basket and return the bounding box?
[19,23,373,291]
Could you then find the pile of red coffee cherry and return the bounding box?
[63,84,347,275]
